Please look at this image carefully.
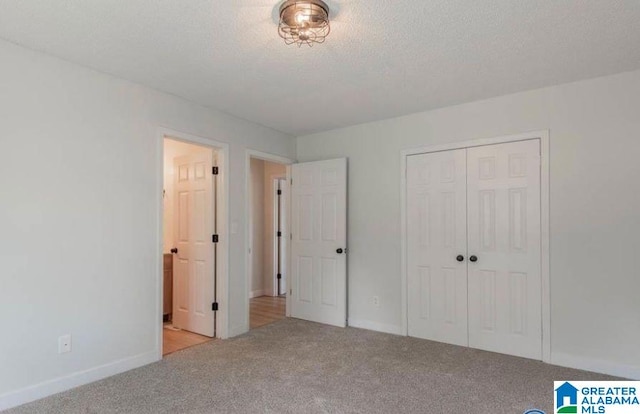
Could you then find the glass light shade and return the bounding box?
[278,0,330,47]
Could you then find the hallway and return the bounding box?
[250,296,286,329]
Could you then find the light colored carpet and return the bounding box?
[6,319,619,413]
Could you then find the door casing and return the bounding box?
[245,150,296,331]
[157,127,230,359]
[273,178,288,297]
[400,130,550,362]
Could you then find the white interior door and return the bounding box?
[290,158,347,327]
[172,153,215,337]
[467,139,541,359]
[407,149,469,346]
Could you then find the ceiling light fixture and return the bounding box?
[278,0,330,47]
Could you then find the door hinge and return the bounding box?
[277,189,282,195]
[212,234,219,243]
[211,302,219,311]
[212,166,219,175]
[277,231,282,238]
[277,273,282,280]
[290,289,292,295]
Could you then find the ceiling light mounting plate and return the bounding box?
[278,0,330,47]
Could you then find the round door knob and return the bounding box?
[336,248,344,254]
[469,255,478,262]
[170,248,178,254]
[456,255,464,262]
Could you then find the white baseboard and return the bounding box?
[551,352,640,380]
[249,289,265,299]
[0,350,158,411]
[348,318,404,336]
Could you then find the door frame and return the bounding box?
[272,177,287,297]
[400,130,550,362]
[245,149,296,331]
[157,127,230,359]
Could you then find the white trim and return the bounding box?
[271,177,288,297]
[400,130,550,157]
[158,127,230,348]
[247,149,296,165]
[400,148,408,337]
[285,165,292,318]
[348,319,404,336]
[400,130,551,363]
[272,178,280,297]
[245,149,296,333]
[540,132,551,363]
[0,351,157,411]
[551,352,640,380]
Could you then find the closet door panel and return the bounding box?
[467,139,542,360]
[407,149,468,346]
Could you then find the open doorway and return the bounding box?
[162,137,217,355]
[248,154,291,330]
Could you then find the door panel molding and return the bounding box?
[407,149,468,346]
[172,152,215,337]
[466,139,542,359]
[400,130,550,362]
[290,158,348,327]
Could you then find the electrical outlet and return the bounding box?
[372,296,380,307]
[58,334,72,354]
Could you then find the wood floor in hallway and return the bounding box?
[162,295,285,356]
[163,326,212,356]
[250,296,286,329]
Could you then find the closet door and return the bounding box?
[466,139,542,359]
[407,150,468,346]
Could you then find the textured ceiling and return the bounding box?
[1,1,640,135]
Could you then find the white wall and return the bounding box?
[250,158,265,297]
[297,70,640,379]
[163,139,213,254]
[0,39,295,409]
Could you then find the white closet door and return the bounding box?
[407,150,468,346]
[290,158,347,327]
[466,139,541,359]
